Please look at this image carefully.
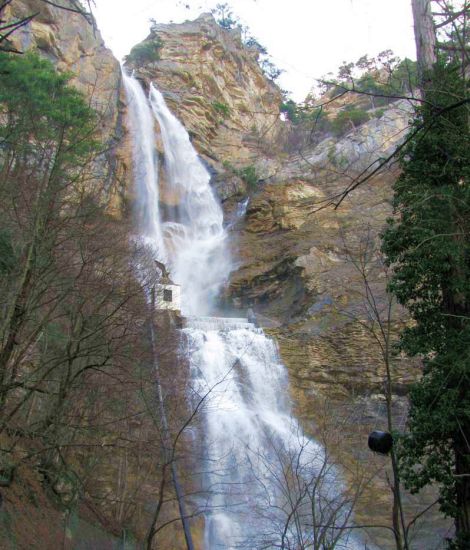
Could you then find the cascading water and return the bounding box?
[123,70,363,549]
[149,84,231,316]
[122,72,166,261]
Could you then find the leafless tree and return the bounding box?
[240,412,375,550]
[334,226,448,549]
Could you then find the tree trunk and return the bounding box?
[454,429,470,541]
[411,0,437,77]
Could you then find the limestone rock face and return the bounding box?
[7,1,120,119]
[124,12,417,400]
[5,0,125,211]
[126,13,283,169]
[279,100,413,180]
[226,103,417,400]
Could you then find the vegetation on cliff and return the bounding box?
[0,50,187,547]
[211,2,283,82]
[126,19,163,65]
[280,52,417,149]
[382,59,470,548]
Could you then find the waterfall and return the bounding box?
[184,317,322,548]
[122,72,166,261]
[123,72,363,550]
[148,84,231,316]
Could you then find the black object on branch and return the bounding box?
[368,430,393,455]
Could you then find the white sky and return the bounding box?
[93,0,417,101]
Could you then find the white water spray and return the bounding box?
[149,84,231,315]
[122,72,166,261]
[124,71,363,549]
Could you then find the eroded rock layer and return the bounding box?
[2,6,444,547]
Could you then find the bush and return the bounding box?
[224,162,259,192]
[212,101,230,118]
[211,3,238,29]
[125,37,163,65]
[238,165,258,190]
[280,100,299,124]
[331,108,370,136]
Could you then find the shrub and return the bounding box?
[224,162,259,192]
[212,101,231,118]
[125,37,163,65]
[280,100,299,124]
[211,3,238,29]
[331,108,370,137]
[238,165,258,190]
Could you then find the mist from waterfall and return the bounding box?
[184,316,343,549]
[122,72,166,262]
[123,71,363,550]
[149,84,231,316]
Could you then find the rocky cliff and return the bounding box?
[124,12,417,399]
[1,6,443,547]
[6,0,120,125]
[127,13,282,165]
[229,102,417,397]
[5,0,125,211]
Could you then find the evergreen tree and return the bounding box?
[381,60,470,547]
[211,3,237,30]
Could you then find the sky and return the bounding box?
[93,0,417,101]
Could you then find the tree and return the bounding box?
[411,0,437,74]
[381,57,470,548]
[339,229,409,550]
[260,57,283,81]
[0,49,150,528]
[0,51,203,546]
[211,2,237,30]
[380,3,470,547]
[249,419,369,550]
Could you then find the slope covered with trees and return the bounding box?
[382,1,470,547]
[0,42,198,550]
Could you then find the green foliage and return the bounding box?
[211,3,238,29]
[238,165,258,190]
[0,52,98,159]
[224,162,259,192]
[212,100,230,118]
[280,100,300,124]
[320,53,418,106]
[245,36,267,55]
[0,229,15,274]
[330,108,370,136]
[355,58,418,102]
[279,99,331,131]
[381,62,470,528]
[260,58,283,81]
[125,36,163,65]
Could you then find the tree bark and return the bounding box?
[454,426,470,541]
[411,0,437,76]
